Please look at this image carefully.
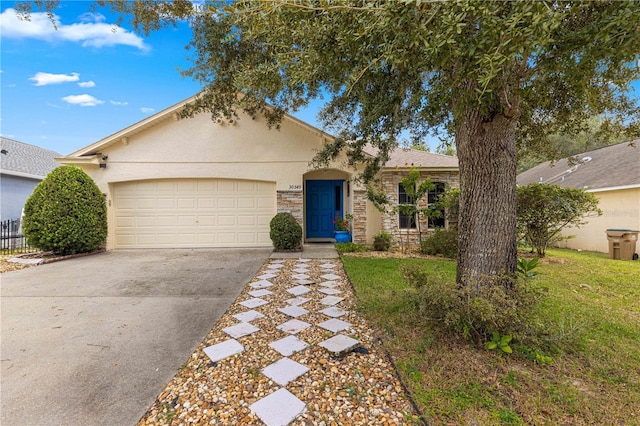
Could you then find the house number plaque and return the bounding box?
[289,185,302,190]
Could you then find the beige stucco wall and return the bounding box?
[80,111,353,191]
[66,110,368,248]
[556,187,640,253]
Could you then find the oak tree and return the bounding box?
[20,0,640,288]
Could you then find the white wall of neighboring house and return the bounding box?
[556,186,640,253]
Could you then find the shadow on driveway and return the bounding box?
[1,248,271,426]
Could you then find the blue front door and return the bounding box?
[306,180,343,239]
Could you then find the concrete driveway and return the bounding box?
[1,248,271,426]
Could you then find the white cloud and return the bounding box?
[78,81,95,88]
[30,72,79,86]
[62,94,104,107]
[0,8,150,51]
[141,107,155,114]
[110,100,128,106]
[79,12,106,23]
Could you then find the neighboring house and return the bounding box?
[0,137,61,221]
[59,95,458,250]
[517,140,640,253]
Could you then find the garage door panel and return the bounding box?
[178,198,196,209]
[157,198,176,209]
[217,181,236,192]
[198,198,216,208]
[156,216,176,227]
[197,215,216,226]
[237,215,256,226]
[137,216,156,227]
[117,216,135,228]
[114,179,275,248]
[218,198,236,209]
[237,197,256,209]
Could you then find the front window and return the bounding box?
[428,182,446,228]
[398,183,416,229]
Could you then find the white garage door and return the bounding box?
[113,179,276,248]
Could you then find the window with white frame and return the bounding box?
[427,182,446,228]
[398,183,416,229]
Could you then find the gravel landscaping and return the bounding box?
[137,258,420,425]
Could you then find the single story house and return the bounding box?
[517,140,640,253]
[58,95,458,250]
[0,137,61,221]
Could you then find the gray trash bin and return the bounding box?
[605,229,639,260]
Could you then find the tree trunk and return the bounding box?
[455,109,518,286]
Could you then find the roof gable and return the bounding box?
[517,140,640,190]
[0,137,61,179]
[66,94,334,158]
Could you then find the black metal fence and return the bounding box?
[1,219,37,254]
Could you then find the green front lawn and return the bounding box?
[342,249,640,425]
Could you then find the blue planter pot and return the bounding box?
[334,230,352,243]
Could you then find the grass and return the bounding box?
[342,249,640,425]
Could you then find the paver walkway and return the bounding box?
[139,250,418,425]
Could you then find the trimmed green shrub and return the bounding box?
[269,212,302,251]
[420,228,458,258]
[23,166,107,255]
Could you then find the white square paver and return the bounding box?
[296,259,311,263]
[240,298,268,309]
[285,296,310,306]
[257,273,277,280]
[320,307,348,318]
[293,268,309,273]
[319,295,344,306]
[320,263,337,269]
[262,357,310,386]
[249,289,273,298]
[296,279,314,286]
[321,274,341,281]
[286,285,311,296]
[278,305,309,318]
[267,263,285,269]
[318,287,342,295]
[318,318,352,333]
[269,335,309,356]
[233,310,265,322]
[250,388,306,426]
[276,319,311,334]
[203,339,244,363]
[222,322,260,339]
[250,280,273,289]
[292,273,310,280]
[319,281,340,288]
[318,334,361,355]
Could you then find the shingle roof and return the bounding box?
[517,140,640,190]
[385,148,458,168]
[362,144,458,169]
[0,137,61,179]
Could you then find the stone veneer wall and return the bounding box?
[380,170,459,247]
[352,190,367,244]
[276,191,303,225]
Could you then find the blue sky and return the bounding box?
[0,0,323,155]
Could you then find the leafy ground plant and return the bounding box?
[342,249,640,424]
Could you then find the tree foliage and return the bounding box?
[16,0,640,286]
[517,183,602,257]
[23,166,107,255]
